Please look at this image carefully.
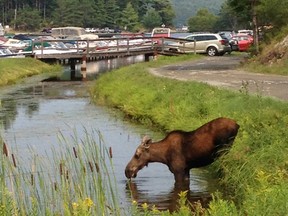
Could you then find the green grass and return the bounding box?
[0,58,61,86]
[90,55,288,215]
[242,57,288,75]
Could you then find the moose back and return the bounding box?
[125,117,240,183]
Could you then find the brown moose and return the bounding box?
[125,117,239,183]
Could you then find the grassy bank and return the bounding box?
[0,58,61,86]
[90,55,288,215]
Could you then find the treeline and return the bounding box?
[187,0,288,36]
[0,0,287,36]
[0,0,175,32]
[171,0,225,27]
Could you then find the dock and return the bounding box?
[27,37,196,79]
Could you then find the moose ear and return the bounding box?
[142,135,152,145]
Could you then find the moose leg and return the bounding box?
[173,168,190,182]
[173,170,190,189]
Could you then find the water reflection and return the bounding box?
[58,55,145,81]
[126,181,212,212]
[124,167,216,212]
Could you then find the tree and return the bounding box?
[257,0,288,30]
[142,8,162,30]
[153,0,175,26]
[227,0,252,28]
[119,2,140,32]
[15,6,41,31]
[93,0,107,28]
[188,9,218,32]
[105,0,119,28]
[52,0,84,26]
[80,0,97,27]
[215,1,238,31]
[227,0,288,54]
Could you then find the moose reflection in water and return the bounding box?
[125,117,240,186]
[126,180,213,212]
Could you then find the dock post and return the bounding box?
[144,53,150,62]
[153,49,158,60]
[70,59,76,80]
[81,55,87,81]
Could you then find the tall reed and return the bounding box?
[0,130,121,216]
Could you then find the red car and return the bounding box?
[230,34,253,51]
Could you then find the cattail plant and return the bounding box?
[0,130,122,215]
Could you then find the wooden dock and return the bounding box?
[28,37,196,79]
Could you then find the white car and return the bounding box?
[166,33,231,56]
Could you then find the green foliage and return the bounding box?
[0,131,121,215]
[243,27,288,74]
[0,0,175,31]
[188,9,218,32]
[0,58,61,86]
[105,0,120,28]
[15,7,41,31]
[227,0,288,33]
[52,0,84,26]
[91,55,288,215]
[93,0,107,28]
[257,0,288,30]
[215,2,238,31]
[120,2,141,32]
[171,0,225,26]
[153,0,176,26]
[142,8,163,31]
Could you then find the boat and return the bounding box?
[1,38,30,52]
[19,41,81,56]
[0,47,25,58]
[51,27,99,40]
[151,27,171,38]
[151,27,171,44]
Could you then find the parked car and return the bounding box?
[218,31,234,40]
[166,33,231,56]
[238,29,253,36]
[230,34,254,52]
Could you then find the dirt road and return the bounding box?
[150,55,288,101]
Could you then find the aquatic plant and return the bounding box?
[0,130,121,215]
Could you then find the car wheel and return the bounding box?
[207,47,218,56]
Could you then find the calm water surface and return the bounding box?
[0,56,217,212]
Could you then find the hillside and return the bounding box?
[171,0,225,26]
[258,34,288,65]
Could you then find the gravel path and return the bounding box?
[150,55,288,101]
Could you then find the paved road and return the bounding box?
[150,55,288,101]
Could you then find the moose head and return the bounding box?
[125,136,152,179]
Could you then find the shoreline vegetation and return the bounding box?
[0,58,61,87]
[90,54,288,215]
[0,54,288,215]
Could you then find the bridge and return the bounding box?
[29,37,196,79]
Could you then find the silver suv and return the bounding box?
[167,33,231,56]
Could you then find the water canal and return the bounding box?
[0,56,217,212]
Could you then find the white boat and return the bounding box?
[151,27,171,38]
[19,41,81,56]
[1,38,30,51]
[51,27,99,40]
[0,47,25,58]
